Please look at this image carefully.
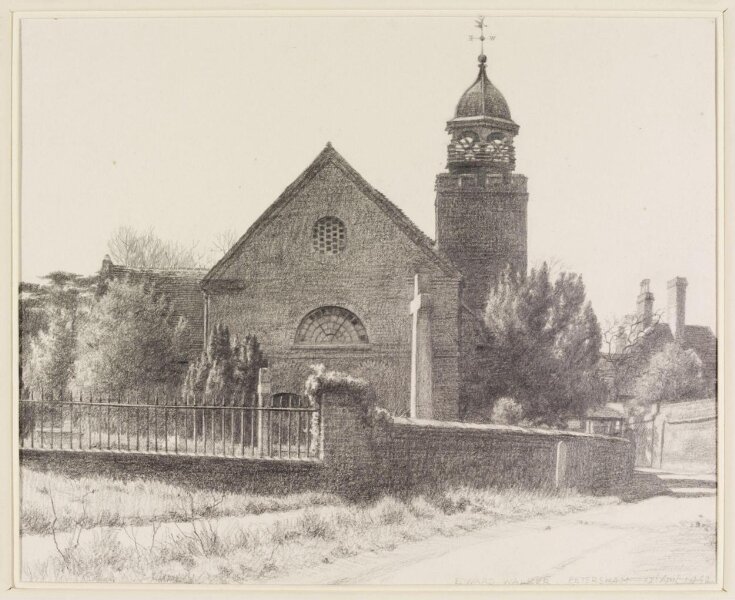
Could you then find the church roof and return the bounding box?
[203,144,461,285]
[455,57,514,122]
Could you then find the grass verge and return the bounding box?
[21,468,619,583]
[21,468,341,535]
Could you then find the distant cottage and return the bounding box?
[101,53,529,419]
[612,277,717,398]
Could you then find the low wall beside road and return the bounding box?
[316,381,634,495]
[628,399,716,474]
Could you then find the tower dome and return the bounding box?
[445,55,519,173]
[455,55,512,121]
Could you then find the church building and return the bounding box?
[201,52,529,420]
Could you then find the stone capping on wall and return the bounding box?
[391,415,631,443]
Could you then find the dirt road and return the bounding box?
[275,471,717,586]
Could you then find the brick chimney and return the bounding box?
[636,279,654,328]
[667,277,688,340]
[613,324,627,354]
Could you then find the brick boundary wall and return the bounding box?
[20,449,324,495]
[318,390,634,495]
[20,389,634,497]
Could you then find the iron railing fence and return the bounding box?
[19,392,321,461]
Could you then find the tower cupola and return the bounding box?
[446,55,519,174]
[435,28,529,313]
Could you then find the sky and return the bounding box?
[19,15,717,330]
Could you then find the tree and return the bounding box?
[75,280,188,395]
[24,311,77,396]
[599,310,663,402]
[633,343,709,407]
[107,226,203,269]
[211,229,239,259]
[182,324,266,407]
[182,325,266,440]
[19,271,97,393]
[478,263,603,426]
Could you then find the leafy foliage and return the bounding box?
[490,397,523,425]
[25,313,77,396]
[479,263,604,425]
[181,324,266,406]
[599,310,665,401]
[633,343,709,407]
[75,280,188,394]
[20,272,97,393]
[305,365,389,425]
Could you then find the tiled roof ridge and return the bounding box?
[109,264,209,278]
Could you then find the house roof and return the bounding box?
[99,259,208,359]
[682,324,717,374]
[586,405,626,419]
[203,143,461,285]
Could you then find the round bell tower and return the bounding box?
[435,53,528,314]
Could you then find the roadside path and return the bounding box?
[274,471,717,585]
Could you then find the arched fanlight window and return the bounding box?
[312,216,346,255]
[295,306,369,345]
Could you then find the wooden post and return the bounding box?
[658,419,666,469]
[257,368,271,455]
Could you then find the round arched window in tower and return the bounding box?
[488,131,505,144]
[456,131,478,150]
[312,216,346,255]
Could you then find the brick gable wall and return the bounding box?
[206,161,462,418]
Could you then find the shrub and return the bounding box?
[491,397,523,425]
[182,324,265,407]
[305,365,385,425]
[296,509,336,540]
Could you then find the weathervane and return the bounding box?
[468,16,495,56]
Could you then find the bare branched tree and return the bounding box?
[599,310,663,401]
[211,228,239,258]
[107,226,203,269]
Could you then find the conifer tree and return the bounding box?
[480,262,604,425]
[181,325,266,407]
